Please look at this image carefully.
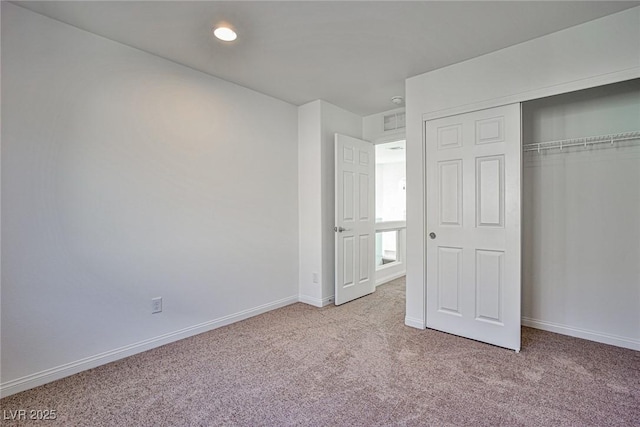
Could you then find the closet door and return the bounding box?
[425,103,521,351]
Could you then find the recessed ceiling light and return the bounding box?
[214,26,237,42]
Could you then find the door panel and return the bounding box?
[342,171,354,221]
[335,134,375,305]
[359,235,370,282]
[476,155,504,227]
[342,236,354,287]
[426,103,521,351]
[475,249,504,323]
[437,246,462,315]
[439,160,462,226]
[359,174,370,219]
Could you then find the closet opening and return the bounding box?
[521,78,640,351]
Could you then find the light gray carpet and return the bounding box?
[2,277,639,426]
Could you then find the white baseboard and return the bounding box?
[405,316,425,329]
[298,294,334,307]
[375,270,406,287]
[522,317,640,351]
[0,295,299,398]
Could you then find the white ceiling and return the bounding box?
[13,1,639,116]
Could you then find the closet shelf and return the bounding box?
[523,131,640,153]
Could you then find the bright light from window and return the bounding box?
[214,27,237,42]
[375,140,406,222]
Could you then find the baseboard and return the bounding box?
[375,270,406,287]
[0,295,299,398]
[522,317,640,351]
[298,294,334,307]
[405,316,425,329]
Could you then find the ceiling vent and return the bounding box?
[383,112,406,132]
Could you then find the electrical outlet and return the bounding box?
[151,297,162,314]
[312,272,319,284]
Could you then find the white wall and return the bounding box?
[1,3,299,396]
[363,107,405,143]
[405,7,640,329]
[298,100,362,307]
[522,80,640,349]
[298,102,323,305]
[375,162,406,222]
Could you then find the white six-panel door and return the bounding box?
[335,134,375,305]
[426,104,521,351]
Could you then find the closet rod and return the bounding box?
[523,131,640,153]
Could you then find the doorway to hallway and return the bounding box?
[374,139,406,286]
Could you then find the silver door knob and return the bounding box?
[429,232,436,239]
[335,226,349,232]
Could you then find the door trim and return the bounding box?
[421,69,640,123]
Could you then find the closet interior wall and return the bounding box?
[522,79,640,350]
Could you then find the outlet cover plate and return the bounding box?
[152,297,162,314]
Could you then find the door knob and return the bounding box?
[429,232,436,239]
[335,226,349,232]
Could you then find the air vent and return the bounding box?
[383,112,406,131]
